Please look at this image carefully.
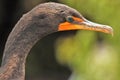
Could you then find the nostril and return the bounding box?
[60,10,64,13]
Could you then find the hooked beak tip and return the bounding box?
[101,25,113,36]
[82,20,113,36]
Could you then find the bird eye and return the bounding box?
[66,16,74,23]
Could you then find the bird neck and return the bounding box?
[0,13,52,80]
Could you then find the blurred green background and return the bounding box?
[0,0,120,80]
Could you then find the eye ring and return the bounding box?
[66,16,74,23]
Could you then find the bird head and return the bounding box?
[29,2,113,35]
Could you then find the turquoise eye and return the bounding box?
[66,16,74,23]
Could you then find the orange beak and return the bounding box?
[58,17,113,35]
